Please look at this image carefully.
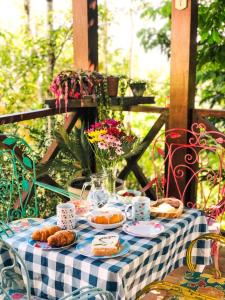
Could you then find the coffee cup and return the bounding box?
[125,196,150,221]
[57,203,76,229]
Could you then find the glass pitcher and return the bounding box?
[80,173,109,209]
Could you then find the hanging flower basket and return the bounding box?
[49,70,101,113]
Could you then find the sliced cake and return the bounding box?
[91,234,122,256]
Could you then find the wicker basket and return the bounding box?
[150,198,184,218]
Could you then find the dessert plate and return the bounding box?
[123,221,164,238]
[76,237,130,259]
[87,213,126,230]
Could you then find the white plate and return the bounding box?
[76,237,130,259]
[123,221,164,238]
[87,213,126,229]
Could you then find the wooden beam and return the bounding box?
[41,112,80,164]
[72,0,98,71]
[0,107,76,125]
[193,108,225,118]
[119,111,168,179]
[111,106,168,114]
[169,0,198,130]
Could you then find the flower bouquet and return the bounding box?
[85,119,137,197]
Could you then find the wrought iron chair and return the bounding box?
[0,239,114,300]
[136,233,225,300]
[0,135,80,237]
[143,123,225,224]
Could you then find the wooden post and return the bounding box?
[168,0,198,204]
[72,0,98,71]
[169,0,198,130]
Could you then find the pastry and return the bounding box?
[47,230,76,247]
[31,225,61,242]
[91,234,122,256]
[90,208,124,224]
[151,198,183,218]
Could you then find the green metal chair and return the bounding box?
[0,239,114,300]
[0,134,81,236]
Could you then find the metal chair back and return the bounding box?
[145,123,225,220]
[0,135,38,222]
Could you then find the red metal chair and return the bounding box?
[143,123,225,224]
[143,123,225,278]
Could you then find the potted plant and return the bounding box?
[107,75,119,97]
[129,79,147,97]
[49,70,96,112]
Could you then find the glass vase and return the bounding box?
[103,165,118,202]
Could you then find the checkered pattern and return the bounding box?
[4,209,210,300]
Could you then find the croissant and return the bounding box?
[31,226,61,242]
[47,230,75,247]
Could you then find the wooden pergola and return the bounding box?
[0,0,224,203]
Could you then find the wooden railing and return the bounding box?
[0,100,224,202]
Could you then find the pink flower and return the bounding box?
[101,134,115,143]
[115,148,124,155]
[98,142,108,150]
[104,119,120,127]
[91,122,102,129]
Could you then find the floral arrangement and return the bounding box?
[86,119,136,192]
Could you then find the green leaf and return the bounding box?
[2,137,16,146]
[23,156,33,169]
[22,179,29,192]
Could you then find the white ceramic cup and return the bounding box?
[57,203,76,229]
[125,196,150,221]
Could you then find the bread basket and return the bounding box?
[150,198,184,218]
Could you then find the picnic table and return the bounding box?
[4,209,210,300]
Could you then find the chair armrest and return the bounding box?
[59,286,114,300]
[35,181,80,200]
[0,221,14,238]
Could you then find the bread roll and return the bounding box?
[31,226,61,242]
[47,230,75,247]
[91,208,124,224]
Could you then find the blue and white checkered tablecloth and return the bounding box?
[4,209,210,300]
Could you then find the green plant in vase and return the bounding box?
[85,119,137,201]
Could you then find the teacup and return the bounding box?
[57,203,76,229]
[125,196,150,221]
